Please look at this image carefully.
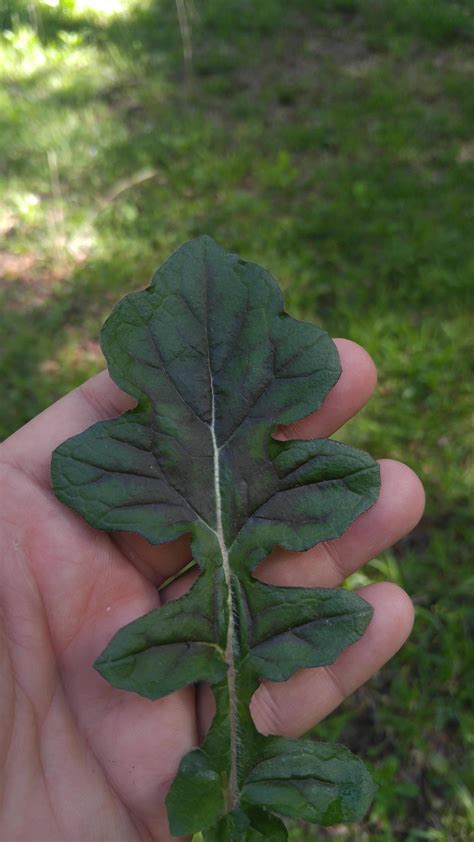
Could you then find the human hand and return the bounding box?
[0,339,424,842]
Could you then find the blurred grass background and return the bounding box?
[1,0,473,838]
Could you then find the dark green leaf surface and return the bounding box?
[202,806,287,841]
[244,580,373,681]
[51,236,381,839]
[242,738,377,825]
[94,573,228,699]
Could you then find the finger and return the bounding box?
[275,338,377,441]
[256,459,425,588]
[250,582,414,737]
[1,370,135,487]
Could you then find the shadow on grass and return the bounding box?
[1,253,145,438]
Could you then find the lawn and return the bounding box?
[1,0,473,838]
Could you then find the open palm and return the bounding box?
[0,339,424,842]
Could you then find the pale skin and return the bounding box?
[0,339,425,842]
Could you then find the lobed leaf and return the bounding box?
[242,738,377,825]
[94,573,228,699]
[52,236,381,839]
[243,579,373,681]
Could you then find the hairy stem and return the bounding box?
[210,394,239,811]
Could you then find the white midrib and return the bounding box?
[209,384,239,812]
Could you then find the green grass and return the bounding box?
[1,0,473,837]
